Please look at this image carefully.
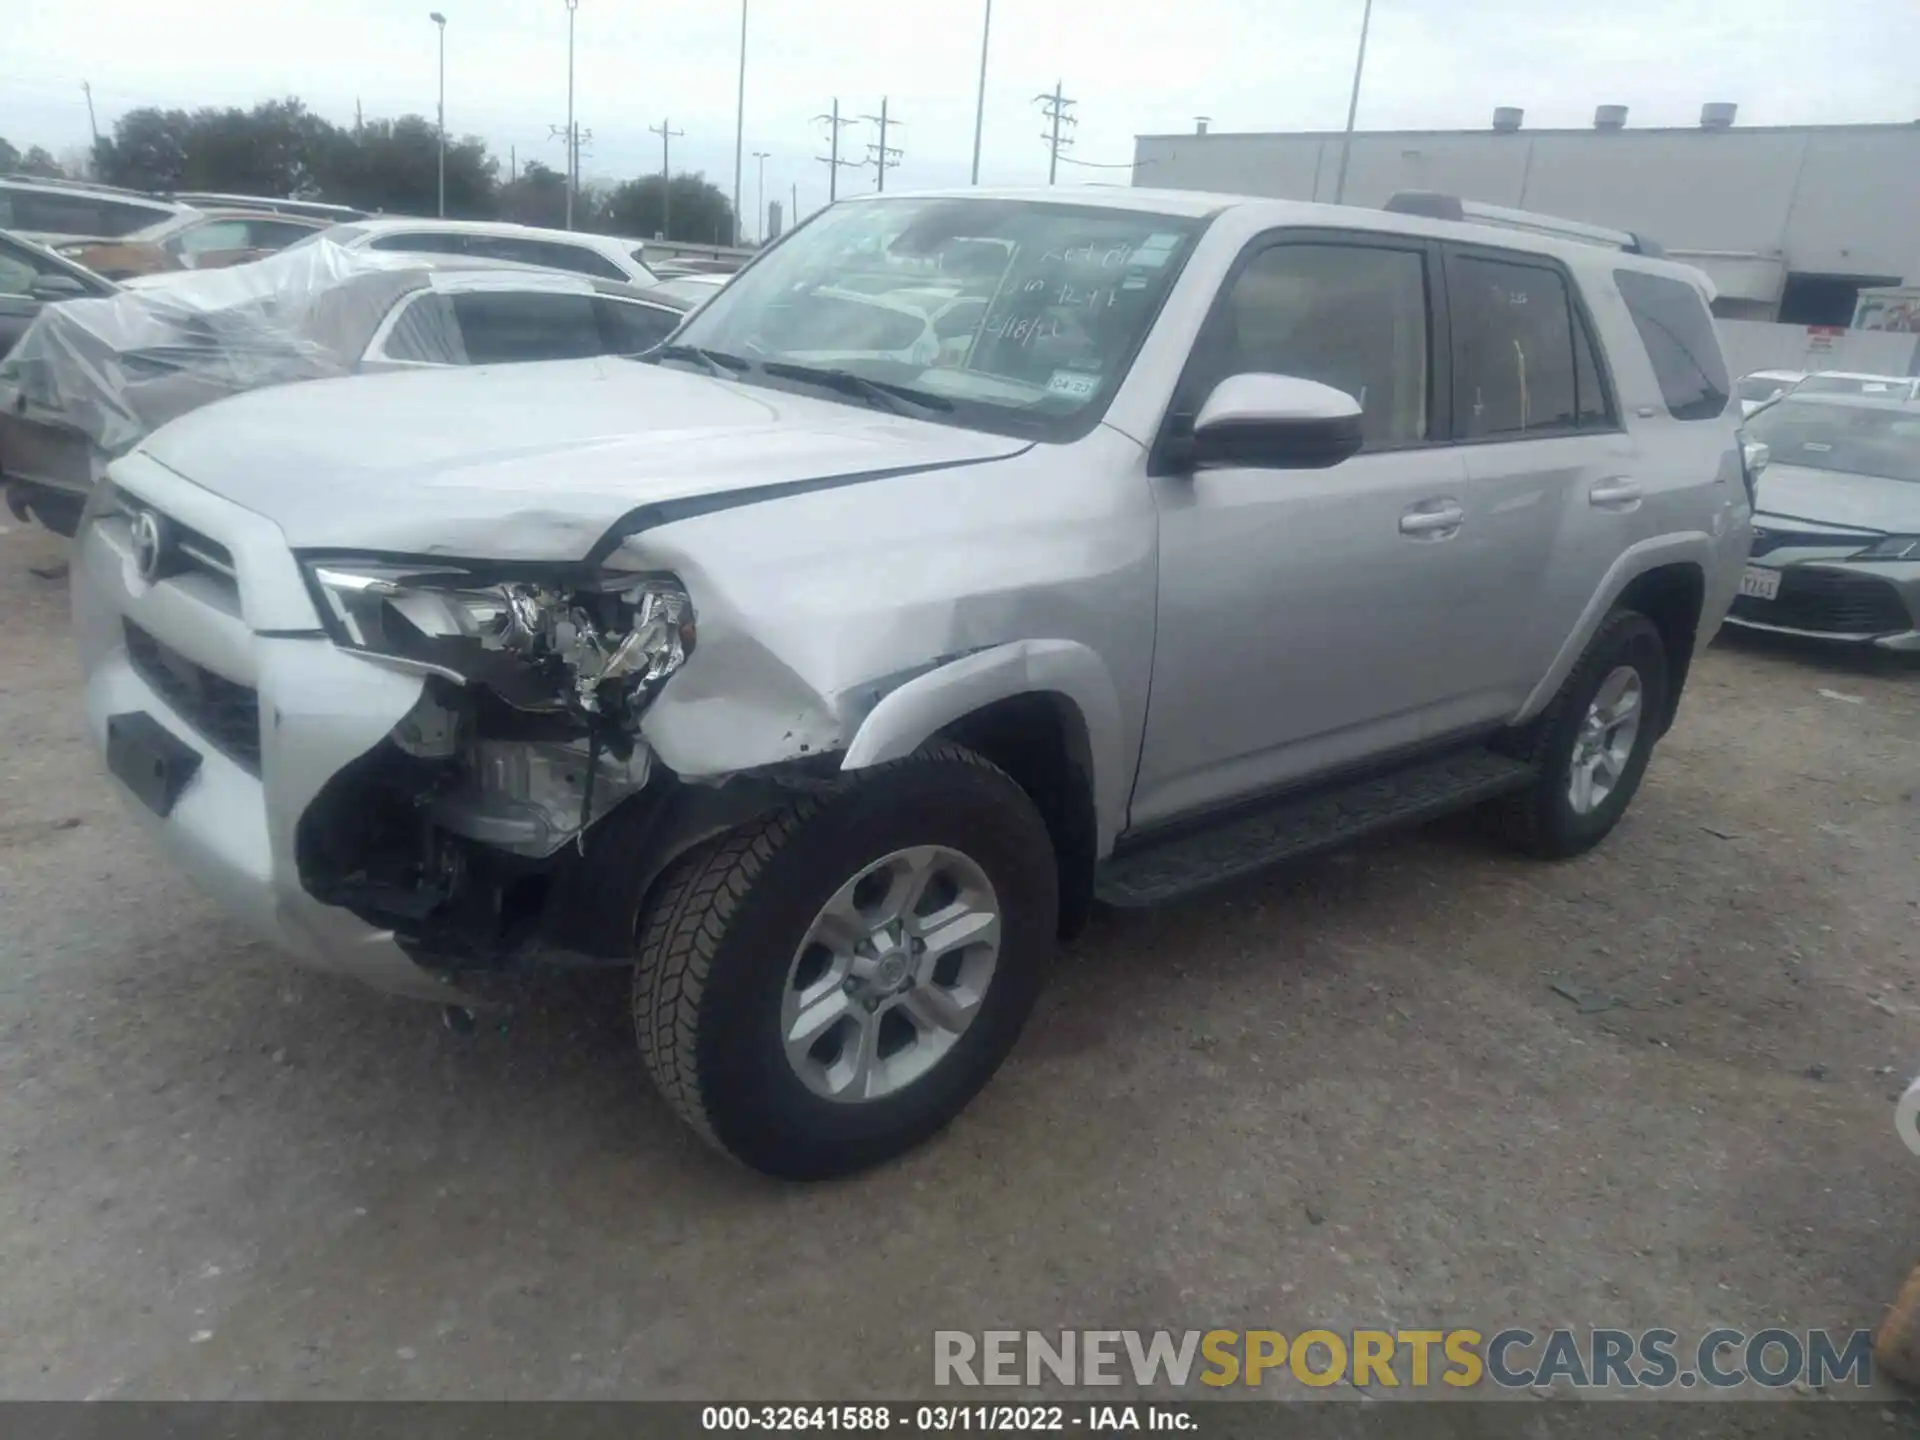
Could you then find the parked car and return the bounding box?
[1728,393,1920,649]
[2,244,688,535]
[167,193,366,224]
[647,273,730,309]
[68,187,1748,1178]
[1736,368,1803,416]
[1791,371,1920,402]
[54,208,330,281]
[290,217,657,285]
[0,228,116,360]
[0,177,188,244]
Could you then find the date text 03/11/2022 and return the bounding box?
[700,1405,1192,1433]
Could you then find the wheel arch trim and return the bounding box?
[1518,533,1717,723]
[840,639,1127,856]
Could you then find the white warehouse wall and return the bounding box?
[1133,125,1920,284]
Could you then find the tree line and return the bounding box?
[3,98,736,243]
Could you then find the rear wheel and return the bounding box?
[632,744,1057,1179]
[1492,609,1670,859]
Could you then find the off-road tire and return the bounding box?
[631,743,1058,1180]
[1491,608,1670,860]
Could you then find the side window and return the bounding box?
[1614,269,1730,421]
[597,298,680,352]
[0,249,38,298]
[1448,254,1583,439]
[446,290,603,364]
[172,220,255,258]
[378,292,467,364]
[97,199,177,236]
[367,231,470,256]
[1199,241,1430,449]
[245,219,320,250]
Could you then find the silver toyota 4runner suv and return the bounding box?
[71,188,1753,1178]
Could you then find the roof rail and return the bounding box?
[1382,191,1664,257]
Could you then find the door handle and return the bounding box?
[1399,502,1465,538]
[1588,478,1643,510]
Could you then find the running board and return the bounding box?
[1095,748,1536,907]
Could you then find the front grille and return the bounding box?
[103,486,237,586]
[123,620,262,774]
[1730,567,1913,635]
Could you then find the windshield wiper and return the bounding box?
[648,343,751,378]
[758,361,955,415]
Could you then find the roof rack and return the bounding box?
[1382,191,1665,257]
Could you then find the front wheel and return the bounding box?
[632,744,1058,1179]
[1492,609,1670,859]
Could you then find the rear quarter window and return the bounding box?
[1613,269,1730,421]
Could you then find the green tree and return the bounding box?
[312,115,496,218]
[496,160,569,228]
[17,145,67,178]
[94,99,335,196]
[601,172,735,243]
[0,136,21,173]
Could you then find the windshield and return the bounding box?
[1736,375,1794,404]
[1794,373,1916,399]
[669,196,1204,440]
[1746,399,1920,483]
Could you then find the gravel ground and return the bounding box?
[1,516,1917,1402]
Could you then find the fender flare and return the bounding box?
[1517,531,1718,721]
[840,639,1129,855]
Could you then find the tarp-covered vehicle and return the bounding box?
[0,241,690,535]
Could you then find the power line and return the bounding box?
[813,98,859,203]
[1034,81,1076,185]
[860,97,903,192]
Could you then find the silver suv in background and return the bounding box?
[293,217,657,286]
[69,188,1750,1177]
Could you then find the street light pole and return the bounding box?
[1332,0,1374,205]
[970,0,991,184]
[430,12,447,217]
[732,0,748,247]
[564,0,579,229]
[752,150,770,245]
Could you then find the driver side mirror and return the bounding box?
[1190,373,1364,470]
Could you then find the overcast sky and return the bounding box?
[8,0,1920,227]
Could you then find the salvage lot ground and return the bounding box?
[1,516,1917,1401]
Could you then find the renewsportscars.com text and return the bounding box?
[933,1327,1874,1391]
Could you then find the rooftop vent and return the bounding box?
[1195,116,1210,135]
[1700,102,1737,130]
[1492,106,1524,133]
[1594,105,1628,130]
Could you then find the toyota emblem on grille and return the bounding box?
[131,509,171,584]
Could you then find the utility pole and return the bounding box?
[509,143,516,181]
[970,0,991,184]
[790,180,797,228]
[564,0,579,228]
[430,12,447,218]
[813,99,858,203]
[355,98,364,133]
[751,150,770,244]
[1035,82,1076,185]
[81,81,99,148]
[1332,0,1375,204]
[861,98,903,192]
[649,117,683,237]
[732,0,748,247]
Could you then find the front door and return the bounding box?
[1131,231,1489,829]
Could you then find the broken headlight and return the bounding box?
[302,559,694,718]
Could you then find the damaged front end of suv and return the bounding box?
[289,558,741,975]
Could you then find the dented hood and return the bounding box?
[136,358,1030,557]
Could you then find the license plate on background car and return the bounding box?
[1739,565,1781,601]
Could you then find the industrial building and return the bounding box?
[1132,106,1920,329]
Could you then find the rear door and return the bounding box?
[0,244,43,358]
[1442,245,1638,707]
